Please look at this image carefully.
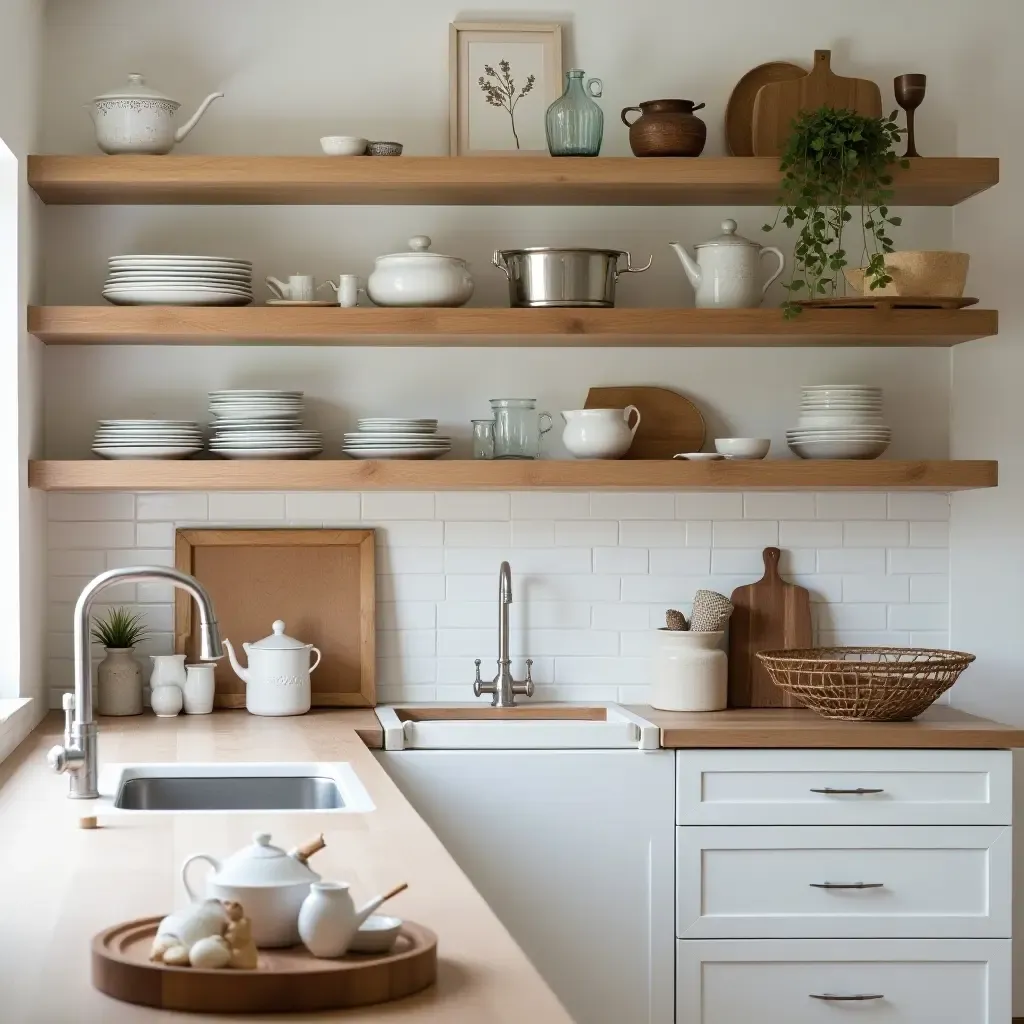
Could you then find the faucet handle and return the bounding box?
[472,659,496,698]
[514,658,535,698]
[61,692,75,738]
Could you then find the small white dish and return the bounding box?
[713,438,770,459]
[320,135,368,156]
[348,915,402,954]
[93,446,202,459]
[788,438,890,460]
[672,452,725,461]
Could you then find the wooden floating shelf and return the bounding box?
[28,306,998,346]
[28,460,998,492]
[27,156,999,206]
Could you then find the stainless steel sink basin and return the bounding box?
[97,762,375,814]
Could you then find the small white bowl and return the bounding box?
[349,915,402,954]
[672,452,725,461]
[713,437,770,460]
[320,136,368,156]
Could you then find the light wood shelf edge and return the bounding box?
[27,460,998,492]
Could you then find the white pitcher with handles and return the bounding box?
[561,406,641,459]
[222,620,321,717]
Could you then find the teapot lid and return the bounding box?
[94,73,179,105]
[376,235,466,265]
[212,832,319,888]
[694,219,758,248]
[247,620,309,651]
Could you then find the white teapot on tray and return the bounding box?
[222,620,321,717]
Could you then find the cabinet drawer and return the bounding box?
[676,939,1011,1023]
[676,825,1010,939]
[676,749,1011,825]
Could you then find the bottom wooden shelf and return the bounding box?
[27,459,998,491]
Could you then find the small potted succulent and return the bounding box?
[91,607,150,716]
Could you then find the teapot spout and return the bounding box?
[355,882,409,927]
[175,91,224,143]
[669,241,702,291]
[221,638,250,685]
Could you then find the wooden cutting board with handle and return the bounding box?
[752,49,882,157]
[728,547,812,707]
[584,385,705,459]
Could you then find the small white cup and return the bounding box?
[267,274,316,301]
[183,663,216,714]
[336,274,359,307]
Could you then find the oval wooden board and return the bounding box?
[584,385,705,459]
[725,61,806,156]
[92,916,437,1013]
[794,296,978,310]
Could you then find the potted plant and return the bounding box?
[91,607,150,716]
[763,106,908,317]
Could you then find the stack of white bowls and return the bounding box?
[92,419,203,460]
[103,255,253,306]
[208,390,323,459]
[787,385,890,460]
[343,418,451,460]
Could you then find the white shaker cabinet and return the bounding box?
[375,749,676,1024]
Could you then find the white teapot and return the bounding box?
[88,74,223,155]
[222,620,321,717]
[670,219,785,309]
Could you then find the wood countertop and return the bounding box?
[0,710,571,1023]
[625,704,1024,749]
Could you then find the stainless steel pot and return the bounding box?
[492,247,653,308]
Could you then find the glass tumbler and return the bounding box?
[490,398,553,459]
[472,419,495,460]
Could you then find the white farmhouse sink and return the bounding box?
[96,762,375,814]
[375,704,659,750]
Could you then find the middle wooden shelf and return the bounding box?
[28,305,997,346]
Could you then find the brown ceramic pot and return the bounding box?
[621,99,707,157]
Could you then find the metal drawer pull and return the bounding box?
[810,787,884,795]
[810,993,884,1002]
[810,882,884,889]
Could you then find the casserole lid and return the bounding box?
[375,235,466,264]
[94,74,180,106]
[212,832,320,888]
[694,219,758,248]
[245,620,310,651]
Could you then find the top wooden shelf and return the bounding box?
[26,156,999,206]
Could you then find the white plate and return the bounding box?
[671,452,725,461]
[104,290,252,306]
[214,448,322,459]
[96,435,204,443]
[800,385,882,393]
[343,447,449,460]
[343,435,450,443]
[93,446,202,459]
[98,419,199,427]
[108,269,252,280]
[210,390,303,397]
[105,283,253,295]
[109,255,252,266]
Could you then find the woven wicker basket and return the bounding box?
[756,647,976,721]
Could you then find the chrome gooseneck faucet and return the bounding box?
[473,561,534,707]
[47,566,223,799]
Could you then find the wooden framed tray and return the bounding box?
[175,528,375,708]
[794,296,978,310]
[92,916,437,1013]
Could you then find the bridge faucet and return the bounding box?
[473,561,534,708]
[47,566,223,799]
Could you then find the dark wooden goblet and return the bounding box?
[894,73,927,158]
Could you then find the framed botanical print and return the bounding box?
[449,22,563,156]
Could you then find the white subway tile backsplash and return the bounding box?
[778,521,844,548]
[910,575,950,603]
[49,492,134,521]
[888,548,948,574]
[378,684,437,704]
[651,549,712,575]
[208,492,286,521]
[910,521,950,547]
[136,522,175,547]
[137,492,208,521]
[362,492,434,520]
[818,630,912,647]
[443,521,512,547]
[744,493,815,519]
[675,493,743,519]
[592,603,651,630]
[510,491,589,519]
[377,602,436,631]
[48,550,106,576]
[284,491,361,522]
[374,521,444,547]
[379,630,436,658]
[815,492,887,520]
[554,520,619,546]
[619,520,686,548]
[553,657,648,685]
[434,492,510,520]
[814,603,888,630]
[817,548,887,573]
[511,520,555,546]
[888,493,950,521]
[621,575,711,603]
[445,574,502,601]
[889,604,949,630]
[48,520,136,549]
[106,548,175,570]
[377,548,445,574]
[591,492,675,520]
[444,547,592,574]
[711,548,814,575]
[842,574,911,603]
[137,581,175,603]
[378,574,447,602]
[909,631,950,648]
[844,521,909,547]
[514,575,622,602]
[712,520,778,548]
[593,547,648,574]
[787,574,843,603]
[378,657,436,686]
[685,521,713,547]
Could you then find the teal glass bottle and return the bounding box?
[546,69,604,156]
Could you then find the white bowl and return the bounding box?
[788,438,890,460]
[348,915,402,954]
[713,437,770,459]
[801,385,882,393]
[320,135,368,156]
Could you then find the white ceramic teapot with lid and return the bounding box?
[182,832,323,947]
[367,235,474,307]
[670,219,785,309]
[88,74,223,155]
[222,620,321,717]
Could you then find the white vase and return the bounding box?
[298,882,365,959]
[97,648,143,716]
[651,629,727,711]
[151,684,183,717]
[150,653,187,689]
[183,663,216,714]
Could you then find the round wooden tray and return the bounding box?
[92,916,437,1014]
[794,296,978,310]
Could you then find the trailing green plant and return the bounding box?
[763,107,909,318]
[91,607,150,649]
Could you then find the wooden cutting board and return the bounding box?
[175,528,376,708]
[728,547,812,707]
[584,385,705,459]
[725,61,807,156]
[752,49,882,157]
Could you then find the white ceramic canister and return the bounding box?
[183,663,216,714]
[151,684,183,717]
[366,236,474,307]
[650,629,727,711]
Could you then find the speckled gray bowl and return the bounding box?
[366,141,404,157]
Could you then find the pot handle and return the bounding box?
[616,251,654,276]
[587,78,604,99]
[691,102,706,112]
[491,250,511,281]
[620,106,642,127]
[539,413,553,437]
[309,647,322,673]
[624,405,642,437]
[759,246,786,295]
[181,853,221,902]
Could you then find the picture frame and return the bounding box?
[449,21,563,156]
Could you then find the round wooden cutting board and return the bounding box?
[92,916,437,1013]
[724,61,806,156]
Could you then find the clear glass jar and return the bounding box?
[546,69,604,157]
[472,419,495,460]
[489,399,553,460]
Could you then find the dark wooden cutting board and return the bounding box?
[728,547,812,707]
[584,385,705,459]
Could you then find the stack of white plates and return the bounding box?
[343,418,450,460]
[92,419,203,460]
[787,385,890,460]
[103,255,253,306]
[208,391,323,459]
